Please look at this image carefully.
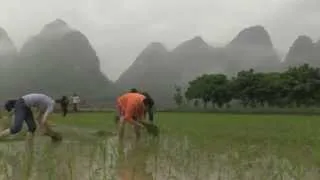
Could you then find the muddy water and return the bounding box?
[0,128,319,180]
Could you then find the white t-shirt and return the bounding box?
[22,93,55,113]
[71,96,80,104]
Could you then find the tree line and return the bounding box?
[174,64,320,108]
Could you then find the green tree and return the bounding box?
[193,100,199,108]
[232,69,260,107]
[208,74,232,108]
[185,74,213,108]
[284,64,320,107]
[185,63,320,109]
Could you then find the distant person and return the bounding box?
[0,93,62,142]
[71,93,80,112]
[140,91,155,123]
[129,88,155,123]
[56,96,69,117]
[115,92,154,142]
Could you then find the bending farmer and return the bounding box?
[0,93,62,141]
[116,92,153,142]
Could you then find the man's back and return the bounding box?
[22,93,54,111]
[117,93,145,108]
[117,93,146,120]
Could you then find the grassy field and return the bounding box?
[0,112,320,179]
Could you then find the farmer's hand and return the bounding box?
[38,110,50,133]
[132,119,144,128]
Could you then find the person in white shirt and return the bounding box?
[71,93,80,112]
[0,93,62,142]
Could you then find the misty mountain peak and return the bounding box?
[134,42,168,64]
[173,36,209,52]
[45,19,69,29]
[0,27,17,55]
[293,35,314,48]
[284,35,314,64]
[191,36,205,43]
[0,27,8,37]
[145,42,167,53]
[289,35,314,50]
[228,25,273,48]
[40,18,72,37]
[298,35,313,42]
[188,36,207,47]
[17,18,111,98]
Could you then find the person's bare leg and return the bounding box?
[36,113,45,135]
[118,117,126,144]
[37,112,52,134]
[116,117,126,159]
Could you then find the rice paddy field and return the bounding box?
[1,112,320,179]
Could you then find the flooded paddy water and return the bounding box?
[0,125,319,180]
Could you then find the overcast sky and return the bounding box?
[0,0,319,81]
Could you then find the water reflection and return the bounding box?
[116,141,154,180]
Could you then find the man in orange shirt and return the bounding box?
[116,92,153,142]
